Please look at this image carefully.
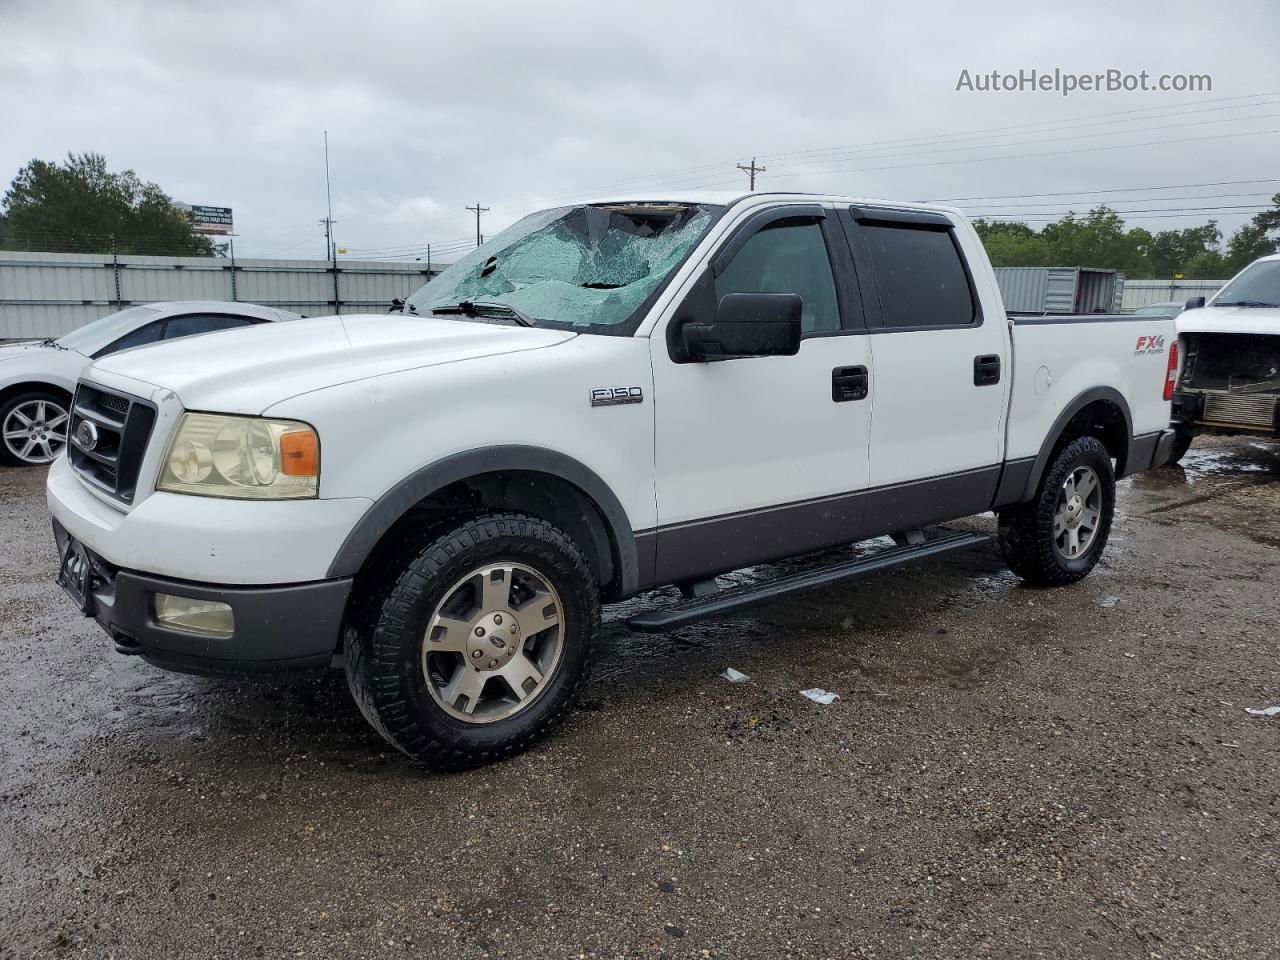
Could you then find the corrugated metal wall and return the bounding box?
[0,251,439,338]
[992,266,1124,314]
[1120,278,1224,311]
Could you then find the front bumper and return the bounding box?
[46,454,373,585]
[53,519,351,675]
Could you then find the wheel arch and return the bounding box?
[1015,387,1135,504]
[0,380,72,408]
[326,445,640,601]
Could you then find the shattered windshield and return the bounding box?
[406,202,720,333]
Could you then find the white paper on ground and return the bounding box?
[720,667,750,683]
[801,688,840,705]
[1245,705,1280,717]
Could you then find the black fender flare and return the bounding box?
[1013,387,1135,504]
[325,445,640,595]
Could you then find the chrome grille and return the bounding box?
[1200,390,1278,430]
[67,382,156,504]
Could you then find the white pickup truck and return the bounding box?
[47,192,1179,767]
[1170,253,1280,461]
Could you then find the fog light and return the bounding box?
[154,593,235,638]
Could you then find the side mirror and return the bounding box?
[1185,296,1206,310]
[680,293,803,361]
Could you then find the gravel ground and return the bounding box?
[1,438,1278,959]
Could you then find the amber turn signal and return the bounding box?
[280,430,320,477]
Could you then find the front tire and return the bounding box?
[345,512,599,768]
[998,436,1116,587]
[0,391,69,467]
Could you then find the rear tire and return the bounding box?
[345,512,599,768]
[998,436,1115,587]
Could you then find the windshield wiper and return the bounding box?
[1214,300,1280,308]
[39,338,66,350]
[431,300,537,327]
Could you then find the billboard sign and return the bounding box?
[186,205,234,235]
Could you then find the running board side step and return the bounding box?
[626,531,992,633]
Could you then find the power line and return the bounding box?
[931,177,1280,203]
[754,92,1280,166]
[679,127,1280,189]
[963,192,1278,210]
[483,90,1280,207]
[750,109,1280,174]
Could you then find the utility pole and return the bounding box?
[737,157,766,191]
[322,131,341,313]
[466,203,489,247]
[227,234,239,302]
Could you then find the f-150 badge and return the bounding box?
[590,386,644,407]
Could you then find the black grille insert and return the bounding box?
[67,383,157,504]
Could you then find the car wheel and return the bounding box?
[345,512,599,768]
[0,392,70,467]
[998,435,1116,587]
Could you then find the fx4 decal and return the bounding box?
[590,386,644,407]
[1134,335,1166,356]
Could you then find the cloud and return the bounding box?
[3,0,1278,258]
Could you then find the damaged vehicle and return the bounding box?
[1171,254,1280,463]
[47,192,1179,767]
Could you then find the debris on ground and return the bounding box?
[720,667,750,683]
[800,688,840,705]
[1101,596,1120,608]
[1245,705,1280,717]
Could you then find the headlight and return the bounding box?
[157,413,319,499]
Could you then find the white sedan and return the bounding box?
[0,301,299,466]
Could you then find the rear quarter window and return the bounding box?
[861,224,977,329]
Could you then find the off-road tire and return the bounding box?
[345,512,599,769]
[998,436,1115,587]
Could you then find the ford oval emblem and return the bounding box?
[74,420,99,452]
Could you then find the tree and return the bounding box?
[0,152,214,256]
[973,194,1280,280]
[1145,222,1222,279]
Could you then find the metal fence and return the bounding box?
[1119,278,1224,311]
[0,250,440,339]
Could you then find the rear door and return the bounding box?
[836,206,1010,531]
[648,202,874,583]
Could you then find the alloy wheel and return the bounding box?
[422,562,564,723]
[1053,465,1102,560]
[2,399,69,465]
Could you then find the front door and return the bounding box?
[648,203,874,584]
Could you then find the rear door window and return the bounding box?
[859,223,977,329]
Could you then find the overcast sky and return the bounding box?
[3,0,1278,260]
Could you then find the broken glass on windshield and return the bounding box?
[406,203,719,332]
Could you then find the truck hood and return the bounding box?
[87,313,577,413]
[1177,305,1280,336]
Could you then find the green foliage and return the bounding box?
[0,152,214,256]
[974,194,1280,280]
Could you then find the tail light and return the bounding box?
[1163,340,1180,401]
